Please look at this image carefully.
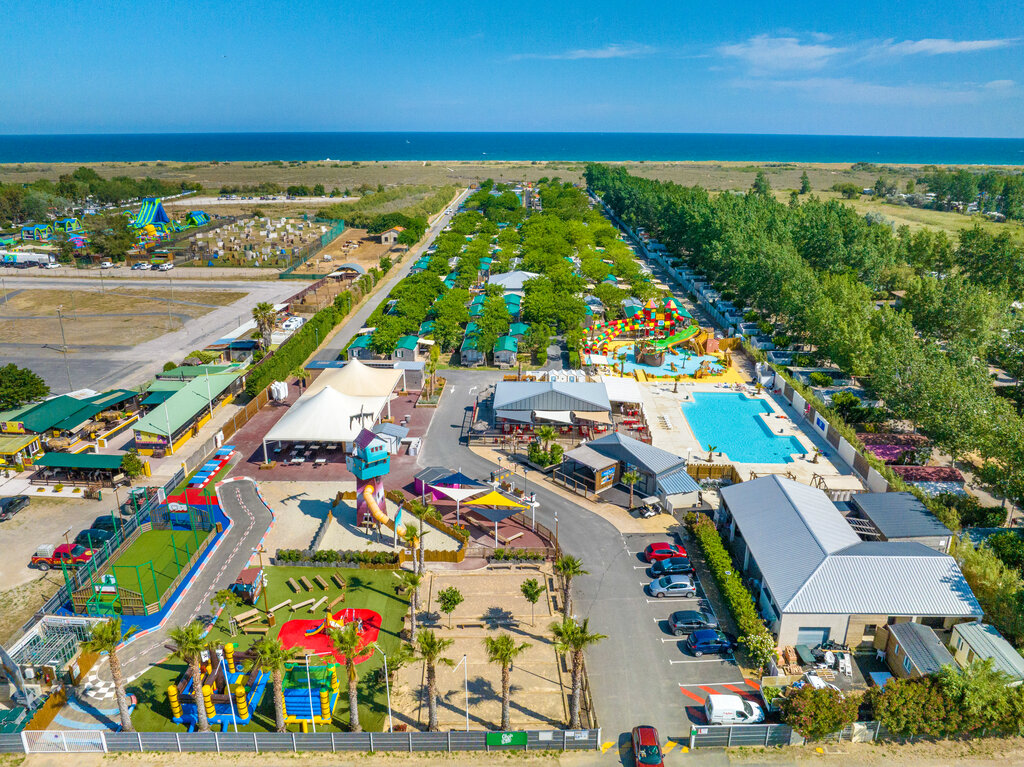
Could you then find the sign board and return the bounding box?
[566,730,589,741]
[486,731,527,747]
[168,502,187,512]
[157,487,166,504]
[0,421,25,434]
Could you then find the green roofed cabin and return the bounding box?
[0,390,138,439]
[347,334,377,361]
[132,370,241,455]
[461,335,484,367]
[508,322,529,340]
[392,335,420,363]
[493,336,518,367]
[32,451,129,488]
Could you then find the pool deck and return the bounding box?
[639,380,860,486]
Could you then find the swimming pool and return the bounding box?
[680,392,806,463]
[617,345,723,377]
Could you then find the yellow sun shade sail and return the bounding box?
[463,490,529,508]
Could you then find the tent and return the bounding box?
[428,471,487,523]
[262,386,386,460]
[464,491,529,546]
[132,198,171,229]
[306,358,402,399]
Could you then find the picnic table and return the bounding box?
[291,457,305,465]
[314,458,327,466]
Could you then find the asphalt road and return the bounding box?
[313,188,472,362]
[417,371,746,747]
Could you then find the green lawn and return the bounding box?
[111,528,210,604]
[129,566,409,733]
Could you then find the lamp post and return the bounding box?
[252,545,275,627]
[305,653,316,733]
[371,641,393,732]
[55,305,73,392]
[452,654,469,731]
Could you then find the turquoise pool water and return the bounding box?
[617,345,724,377]
[680,392,806,463]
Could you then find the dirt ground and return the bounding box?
[0,287,246,346]
[293,227,394,276]
[0,574,62,644]
[394,568,564,731]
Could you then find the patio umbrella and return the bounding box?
[464,491,529,547]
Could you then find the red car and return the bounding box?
[644,542,687,563]
[631,725,664,767]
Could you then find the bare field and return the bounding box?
[292,227,393,276]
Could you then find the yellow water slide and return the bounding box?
[362,483,406,537]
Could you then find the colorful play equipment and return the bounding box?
[583,298,697,356]
[304,607,347,637]
[186,210,210,227]
[281,663,340,732]
[53,217,82,233]
[20,223,53,241]
[347,429,410,540]
[132,198,172,230]
[167,643,269,731]
[279,608,381,665]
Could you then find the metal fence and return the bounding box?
[688,721,884,749]
[12,728,600,754]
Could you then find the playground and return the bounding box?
[128,565,409,732]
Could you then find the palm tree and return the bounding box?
[483,633,530,731]
[621,470,641,509]
[706,443,718,462]
[291,367,310,390]
[169,621,211,733]
[520,578,546,626]
[554,554,588,618]
[251,301,276,350]
[402,522,427,575]
[550,617,606,729]
[415,630,455,731]
[248,636,301,732]
[394,570,423,640]
[674,374,681,393]
[210,589,235,631]
[330,623,364,732]
[535,425,557,452]
[81,618,135,732]
[426,344,440,399]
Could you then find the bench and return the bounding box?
[328,593,345,609]
[313,575,329,591]
[287,578,301,593]
[236,614,262,627]
[331,573,346,589]
[505,532,524,543]
[242,626,270,635]
[233,608,259,624]
[309,596,327,614]
[292,598,315,611]
[299,577,314,592]
[269,599,291,614]
[456,621,486,630]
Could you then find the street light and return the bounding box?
[55,306,73,392]
[252,545,276,627]
[452,654,469,731]
[305,653,317,733]
[371,641,394,732]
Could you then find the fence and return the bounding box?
[12,728,600,754]
[688,721,884,749]
[278,219,347,278]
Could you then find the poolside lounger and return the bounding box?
[299,576,313,591]
[313,575,329,591]
[308,596,327,614]
[794,644,817,666]
[292,598,315,611]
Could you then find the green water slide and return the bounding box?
[652,324,700,352]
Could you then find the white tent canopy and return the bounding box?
[263,386,387,460]
[307,358,402,398]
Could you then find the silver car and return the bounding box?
[647,574,697,598]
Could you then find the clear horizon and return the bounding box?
[2,1,1022,138]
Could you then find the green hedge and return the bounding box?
[691,516,770,641]
[275,548,399,565]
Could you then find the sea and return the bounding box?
[0,132,1022,165]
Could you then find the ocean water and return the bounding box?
[680,392,806,464]
[0,132,1022,165]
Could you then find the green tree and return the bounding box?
[483,633,531,731]
[329,623,364,732]
[550,617,606,729]
[780,686,860,741]
[251,302,277,350]
[738,632,777,671]
[393,570,423,639]
[415,630,455,731]
[554,554,588,618]
[799,171,811,194]
[832,182,860,199]
[248,636,301,732]
[751,170,771,196]
[437,585,464,628]
[169,621,212,732]
[0,363,50,410]
[621,470,641,509]
[535,425,556,452]
[81,618,136,732]
[520,577,546,626]
[987,531,1024,575]
[937,659,1012,734]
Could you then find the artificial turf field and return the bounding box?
[128,566,409,732]
[111,528,211,603]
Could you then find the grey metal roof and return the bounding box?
[487,270,538,291]
[953,622,1024,681]
[564,444,617,471]
[786,541,983,617]
[415,466,450,484]
[374,422,409,440]
[493,382,611,413]
[586,432,686,476]
[850,492,951,539]
[888,622,956,675]
[657,468,702,496]
[721,476,861,608]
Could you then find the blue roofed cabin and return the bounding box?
[346,428,389,479]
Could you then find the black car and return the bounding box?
[0,495,29,521]
[684,629,736,657]
[75,528,115,547]
[649,557,694,577]
[90,515,119,533]
[667,610,718,636]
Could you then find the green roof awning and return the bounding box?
[142,390,177,406]
[33,452,124,470]
[395,335,418,350]
[133,371,240,438]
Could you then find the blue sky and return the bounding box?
[1,0,1022,136]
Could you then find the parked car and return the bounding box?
[157,262,174,271]
[30,544,95,571]
[668,610,718,636]
[644,542,687,563]
[75,528,115,547]
[282,316,305,331]
[649,557,694,577]
[90,515,119,533]
[630,725,664,767]
[131,262,151,270]
[0,495,29,521]
[42,262,61,269]
[99,261,114,269]
[684,629,735,656]
[647,574,697,599]
[704,694,764,725]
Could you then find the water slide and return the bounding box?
[652,324,701,352]
[362,483,407,537]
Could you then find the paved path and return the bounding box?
[81,477,273,706]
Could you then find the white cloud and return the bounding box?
[717,35,846,73]
[511,43,655,61]
[869,38,1016,58]
[731,76,1016,107]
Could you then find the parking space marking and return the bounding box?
[669,657,735,664]
[600,742,614,754]
[660,637,682,643]
[678,686,705,703]
[663,740,680,754]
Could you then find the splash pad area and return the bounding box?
[278,607,381,664]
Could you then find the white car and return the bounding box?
[705,694,764,725]
[157,262,174,271]
[42,262,61,269]
[99,261,114,269]
[282,317,305,331]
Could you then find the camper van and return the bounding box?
[704,694,764,725]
